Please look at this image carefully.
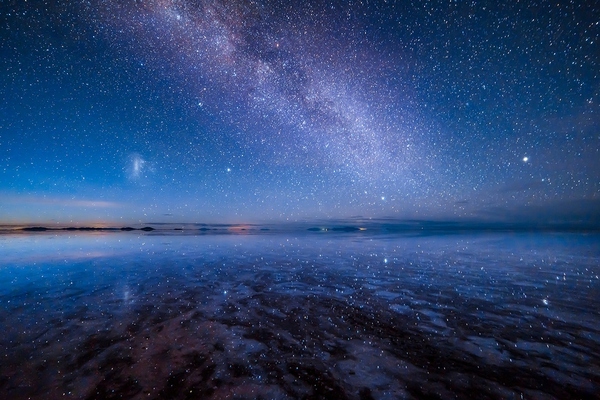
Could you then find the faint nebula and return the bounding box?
[125,153,147,181]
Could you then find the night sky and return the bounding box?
[1,0,599,225]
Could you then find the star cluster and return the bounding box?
[1,0,598,224]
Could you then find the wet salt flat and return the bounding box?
[0,231,599,399]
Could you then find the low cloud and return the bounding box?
[0,193,121,208]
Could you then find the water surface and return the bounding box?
[1,231,598,399]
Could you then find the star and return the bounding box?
[0,0,597,224]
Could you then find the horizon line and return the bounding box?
[1,219,599,234]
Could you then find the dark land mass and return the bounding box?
[7,220,600,235]
[19,226,155,232]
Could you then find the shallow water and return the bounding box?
[0,231,599,399]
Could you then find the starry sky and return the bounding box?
[1,0,599,226]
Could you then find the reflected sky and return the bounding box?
[1,232,599,398]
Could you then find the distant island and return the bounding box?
[6,219,598,235]
[20,226,155,232]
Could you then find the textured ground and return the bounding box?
[1,232,599,399]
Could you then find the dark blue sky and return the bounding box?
[1,0,598,225]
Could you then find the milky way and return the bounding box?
[1,0,598,224]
